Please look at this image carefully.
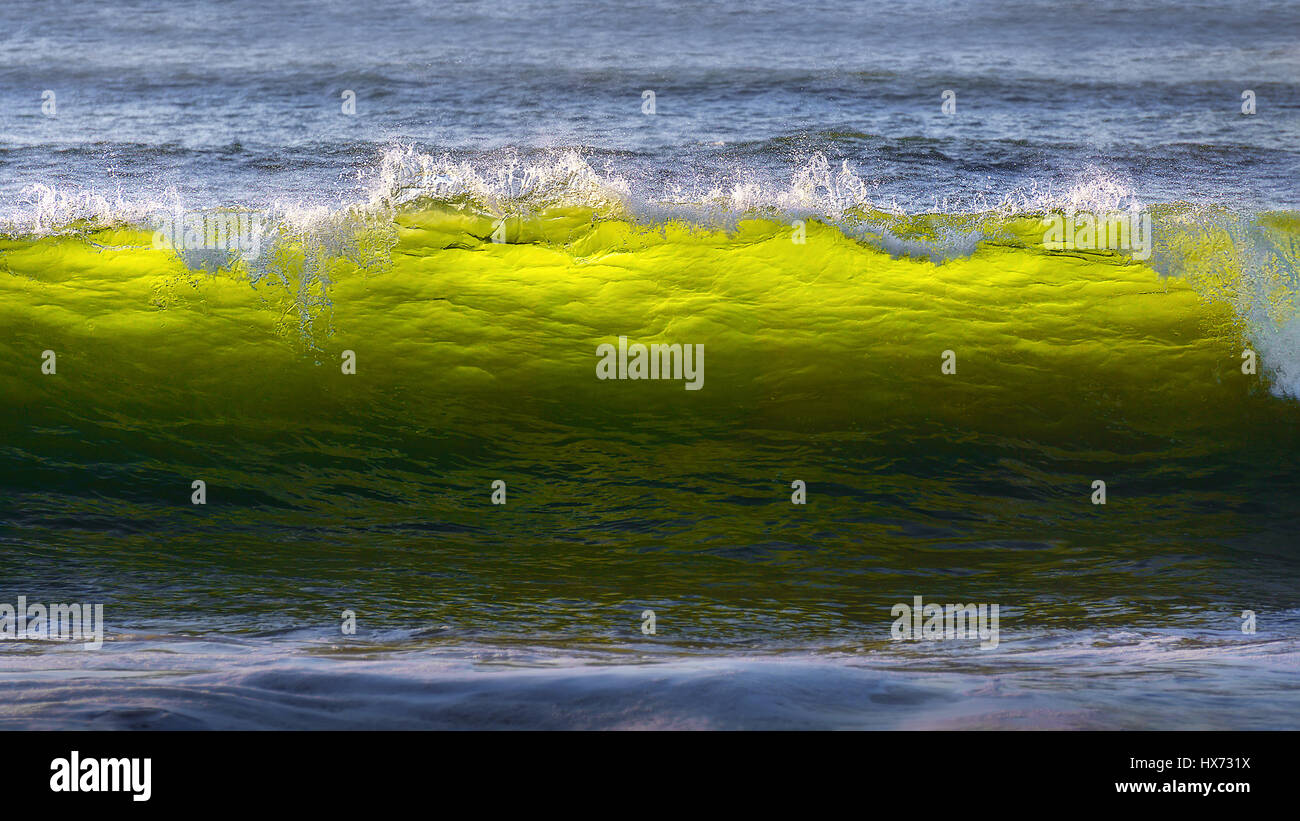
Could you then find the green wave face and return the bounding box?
[3,206,1299,645]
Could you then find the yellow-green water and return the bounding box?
[2,206,1297,632]
[2,204,1299,728]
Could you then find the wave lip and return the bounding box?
[4,151,1297,401]
[0,146,1234,232]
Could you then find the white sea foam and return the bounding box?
[1,629,1297,730]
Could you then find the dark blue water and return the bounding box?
[1,0,1296,220]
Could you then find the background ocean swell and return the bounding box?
[1,0,1297,212]
[2,0,1299,729]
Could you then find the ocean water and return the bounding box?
[1,0,1299,730]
